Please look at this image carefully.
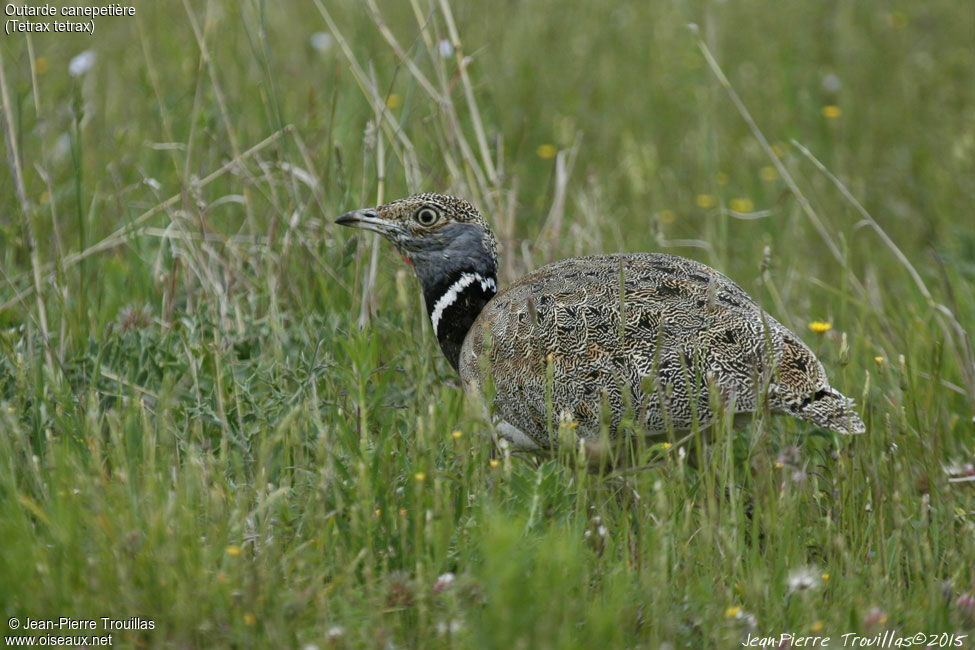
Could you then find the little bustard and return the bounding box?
[337,193,865,451]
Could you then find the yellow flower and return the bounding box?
[34,57,49,75]
[725,606,741,618]
[809,321,832,334]
[243,613,256,626]
[451,430,463,440]
[374,508,382,517]
[658,209,676,224]
[225,545,241,557]
[729,198,754,213]
[874,356,884,365]
[821,105,842,119]
[821,573,830,582]
[414,472,426,482]
[386,93,404,109]
[715,171,729,186]
[536,144,557,160]
[661,442,672,450]
[489,459,500,468]
[810,620,824,632]
[695,194,716,209]
[759,166,778,181]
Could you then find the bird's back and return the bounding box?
[460,253,857,448]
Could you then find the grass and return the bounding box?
[1,0,974,647]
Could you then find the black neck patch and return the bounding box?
[423,271,497,371]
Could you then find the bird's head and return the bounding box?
[335,192,498,293]
[335,192,500,370]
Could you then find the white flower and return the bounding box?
[433,572,456,593]
[438,39,454,58]
[325,626,344,640]
[309,32,333,53]
[68,50,96,77]
[821,73,842,94]
[727,607,757,631]
[786,566,821,593]
[740,611,757,630]
[436,619,464,636]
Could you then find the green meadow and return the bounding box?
[1,1,973,647]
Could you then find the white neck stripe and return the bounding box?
[431,272,496,335]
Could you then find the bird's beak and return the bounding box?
[335,209,398,236]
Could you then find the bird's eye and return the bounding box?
[415,207,439,226]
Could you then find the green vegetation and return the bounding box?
[1,1,973,647]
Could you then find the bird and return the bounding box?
[336,192,865,454]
